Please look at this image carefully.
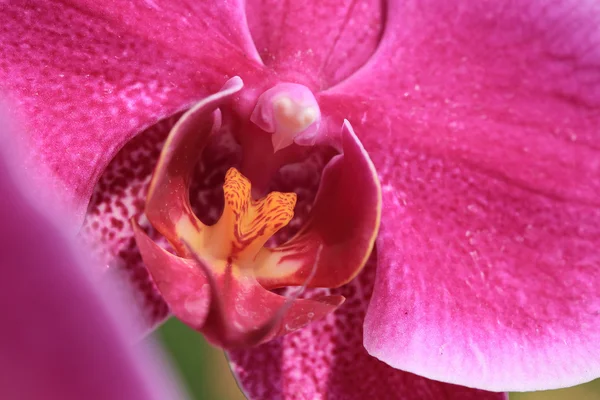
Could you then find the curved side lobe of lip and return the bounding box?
[145,77,244,254]
[253,120,381,291]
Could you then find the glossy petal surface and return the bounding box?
[0,118,184,400]
[229,259,506,400]
[0,1,263,221]
[318,0,600,391]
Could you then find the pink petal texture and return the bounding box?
[245,0,384,89]
[317,0,600,391]
[229,259,506,400]
[0,1,264,221]
[324,0,600,207]
[0,118,185,400]
[79,117,178,331]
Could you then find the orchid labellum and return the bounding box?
[131,75,380,348]
[1,0,599,399]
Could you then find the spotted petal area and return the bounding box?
[229,259,507,400]
[79,116,177,333]
[318,0,600,391]
[0,1,265,222]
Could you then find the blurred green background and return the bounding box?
[156,318,600,400]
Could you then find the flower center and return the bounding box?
[250,82,321,152]
[133,76,381,348]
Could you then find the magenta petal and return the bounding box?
[315,0,600,390]
[0,121,183,400]
[73,0,262,63]
[324,0,600,208]
[229,260,506,400]
[0,1,264,221]
[245,0,384,89]
[364,147,600,391]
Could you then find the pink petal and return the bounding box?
[245,0,384,89]
[229,259,506,400]
[73,0,261,63]
[0,117,184,400]
[324,0,600,207]
[0,1,265,221]
[365,147,600,391]
[319,0,600,390]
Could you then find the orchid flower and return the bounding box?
[0,117,185,400]
[1,1,599,399]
